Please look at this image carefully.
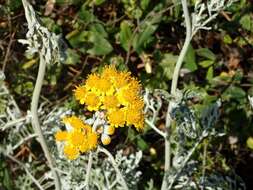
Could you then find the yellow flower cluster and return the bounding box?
[74,65,144,132]
[55,116,98,160]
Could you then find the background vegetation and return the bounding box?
[0,0,253,189]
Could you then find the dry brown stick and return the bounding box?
[2,32,15,72]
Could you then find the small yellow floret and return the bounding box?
[131,99,144,110]
[125,108,144,131]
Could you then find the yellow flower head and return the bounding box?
[55,116,98,160]
[101,65,118,80]
[96,78,113,95]
[117,87,138,106]
[74,85,87,104]
[69,130,86,146]
[62,116,86,130]
[63,144,79,160]
[112,72,131,89]
[87,132,98,149]
[85,74,100,91]
[125,108,144,131]
[85,92,101,111]
[107,109,126,127]
[130,98,144,110]
[55,130,68,141]
[72,65,144,138]
[102,95,119,110]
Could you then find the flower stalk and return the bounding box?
[21,0,65,189]
[161,0,192,189]
[30,54,61,190]
[85,152,93,190]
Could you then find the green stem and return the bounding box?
[161,0,192,189]
[31,55,61,190]
[201,140,207,190]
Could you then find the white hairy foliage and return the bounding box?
[191,0,238,36]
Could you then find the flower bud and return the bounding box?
[101,134,111,145]
[104,125,115,135]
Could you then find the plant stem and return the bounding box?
[145,119,166,138]
[170,0,192,95]
[1,117,27,131]
[201,140,207,190]
[31,55,61,190]
[85,152,93,189]
[161,0,192,189]
[98,146,129,190]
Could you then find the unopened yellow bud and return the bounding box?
[104,125,115,135]
[101,134,111,145]
[149,147,157,156]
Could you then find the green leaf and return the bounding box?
[140,0,150,10]
[68,31,87,48]
[206,66,214,81]
[247,137,253,150]
[159,53,178,80]
[87,32,113,55]
[9,0,22,11]
[223,34,233,44]
[119,21,133,51]
[222,86,246,100]
[0,162,13,190]
[65,49,80,65]
[240,14,253,32]
[41,17,61,34]
[199,60,214,68]
[172,0,181,18]
[196,48,216,61]
[56,0,82,5]
[78,7,97,23]
[89,23,108,38]
[137,137,149,151]
[133,15,161,54]
[94,0,106,5]
[183,44,198,72]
